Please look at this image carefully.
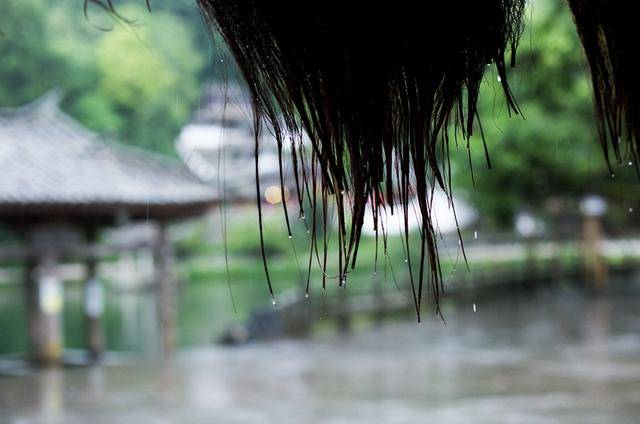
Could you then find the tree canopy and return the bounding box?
[0,0,226,154]
[451,0,639,230]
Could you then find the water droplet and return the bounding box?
[474,230,478,240]
[473,303,477,312]
[404,258,408,263]
[219,59,224,63]
[373,272,377,276]
[288,235,293,239]
[611,173,616,178]
[629,161,634,166]
[497,76,502,82]
[305,293,309,299]
[306,230,310,234]
[630,208,634,212]
[272,299,277,306]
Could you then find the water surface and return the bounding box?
[1,288,639,423]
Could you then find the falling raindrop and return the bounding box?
[630,208,634,212]
[474,230,478,240]
[611,173,616,178]
[497,75,502,82]
[305,293,309,299]
[271,299,277,306]
[629,161,634,166]
[473,303,477,312]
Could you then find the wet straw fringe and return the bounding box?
[567,0,640,170]
[195,0,526,320]
[85,0,638,319]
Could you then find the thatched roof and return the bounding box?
[568,0,639,167]
[92,1,638,317]
[196,0,526,316]
[193,0,640,317]
[0,91,217,223]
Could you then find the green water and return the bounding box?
[0,280,273,356]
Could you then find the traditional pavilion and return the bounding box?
[0,91,217,364]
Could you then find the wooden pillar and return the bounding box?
[582,216,609,288]
[579,196,609,289]
[25,252,64,364]
[84,253,104,360]
[154,222,176,356]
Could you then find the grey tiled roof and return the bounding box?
[0,92,217,221]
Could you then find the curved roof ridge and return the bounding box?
[0,88,65,117]
[0,91,218,222]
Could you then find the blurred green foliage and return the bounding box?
[0,0,65,106]
[0,0,233,155]
[451,0,640,229]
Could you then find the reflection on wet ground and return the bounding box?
[1,287,640,423]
